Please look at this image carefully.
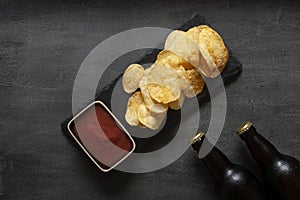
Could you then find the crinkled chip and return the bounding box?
[185,68,205,96]
[122,64,144,93]
[169,92,185,110]
[138,103,167,130]
[156,50,194,70]
[186,25,229,76]
[147,64,181,104]
[125,91,144,126]
[165,30,200,69]
[139,68,168,114]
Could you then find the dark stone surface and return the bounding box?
[0,0,299,199]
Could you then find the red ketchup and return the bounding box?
[70,103,134,170]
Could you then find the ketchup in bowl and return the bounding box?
[68,101,135,172]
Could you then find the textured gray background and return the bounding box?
[0,0,299,199]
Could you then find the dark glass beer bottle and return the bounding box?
[191,132,267,200]
[237,122,300,200]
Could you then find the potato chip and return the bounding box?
[125,91,144,126]
[155,50,194,70]
[185,68,205,96]
[169,92,185,110]
[165,30,200,69]
[147,64,181,104]
[165,30,220,78]
[182,84,196,98]
[138,102,167,130]
[186,25,229,76]
[152,63,194,98]
[147,83,178,104]
[198,44,220,78]
[122,63,144,93]
[138,123,146,128]
[171,65,195,98]
[139,68,168,114]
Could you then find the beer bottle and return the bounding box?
[191,132,267,200]
[237,121,300,200]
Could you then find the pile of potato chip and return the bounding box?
[122,25,229,130]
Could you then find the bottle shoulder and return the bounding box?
[262,157,300,200]
[261,156,300,188]
[219,165,260,186]
[263,154,299,170]
[216,166,266,200]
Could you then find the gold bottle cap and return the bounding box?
[236,121,253,135]
[190,131,205,144]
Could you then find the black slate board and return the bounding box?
[61,14,242,154]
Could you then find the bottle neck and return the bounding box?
[192,138,233,181]
[240,126,279,167]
